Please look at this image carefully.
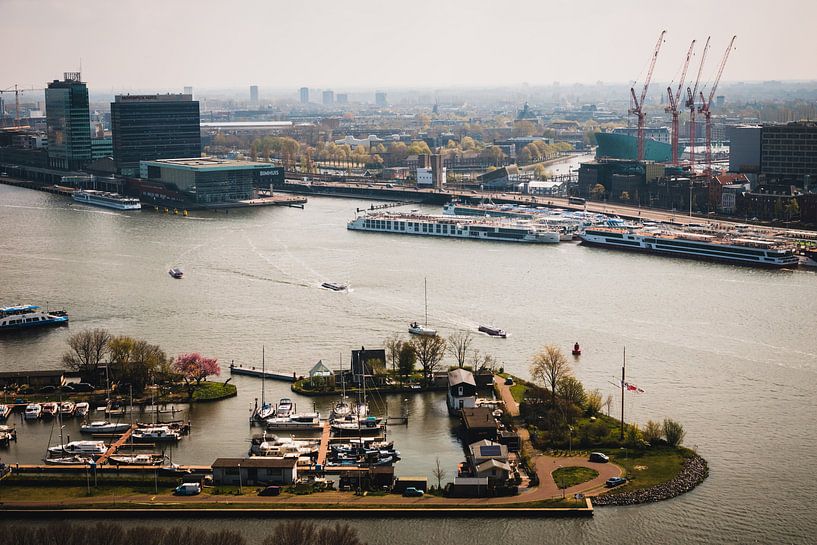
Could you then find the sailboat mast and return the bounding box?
[424,277,428,326]
[620,346,626,440]
[261,345,266,407]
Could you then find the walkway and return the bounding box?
[315,420,331,467]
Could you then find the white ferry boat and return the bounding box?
[72,189,141,210]
[347,212,560,244]
[580,226,799,268]
[0,305,69,331]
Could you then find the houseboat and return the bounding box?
[72,189,141,210]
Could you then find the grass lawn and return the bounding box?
[191,381,237,401]
[551,466,599,488]
[609,446,686,492]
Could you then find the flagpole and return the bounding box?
[620,346,626,440]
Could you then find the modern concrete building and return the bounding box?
[336,93,348,104]
[375,91,387,107]
[760,121,817,187]
[299,87,309,104]
[139,157,275,204]
[111,94,201,176]
[45,72,91,170]
[322,89,334,106]
[727,125,761,174]
[250,85,259,105]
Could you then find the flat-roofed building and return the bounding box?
[46,72,91,170]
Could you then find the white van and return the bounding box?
[174,483,201,496]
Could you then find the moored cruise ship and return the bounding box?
[580,226,799,268]
[347,212,560,244]
[0,305,69,331]
[72,189,141,210]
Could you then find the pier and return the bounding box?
[96,425,136,464]
[229,363,297,382]
[315,420,331,467]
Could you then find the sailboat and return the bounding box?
[408,277,438,336]
[253,346,275,422]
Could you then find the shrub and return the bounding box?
[642,419,664,445]
[585,388,603,416]
[663,418,686,447]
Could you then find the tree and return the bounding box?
[620,191,631,202]
[432,457,447,490]
[557,375,585,407]
[585,388,603,416]
[261,521,364,545]
[604,394,614,417]
[173,353,220,397]
[61,328,112,380]
[409,334,447,386]
[397,344,416,383]
[530,345,571,406]
[663,418,686,447]
[590,183,606,201]
[642,419,664,445]
[384,334,404,373]
[446,330,473,368]
[108,335,168,393]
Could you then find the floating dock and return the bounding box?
[229,364,297,382]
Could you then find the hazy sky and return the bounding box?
[2,0,815,91]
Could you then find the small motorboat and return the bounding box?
[321,282,347,292]
[0,425,16,446]
[479,325,507,338]
[41,402,59,418]
[74,402,90,418]
[168,267,184,279]
[409,322,437,336]
[24,403,42,420]
[572,342,582,356]
[0,404,12,420]
[276,398,294,418]
[80,421,132,434]
[59,401,76,417]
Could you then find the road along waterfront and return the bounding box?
[1,184,816,543]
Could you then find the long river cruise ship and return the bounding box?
[72,189,141,210]
[347,212,560,244]
[580,226,799,268]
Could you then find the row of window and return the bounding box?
[1,317,43,326]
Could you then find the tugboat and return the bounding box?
[572,342,582,356]
[478,325,507,338]
[168,267,184,279]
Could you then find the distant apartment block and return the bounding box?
[111,93,201,176]
[336,93,348,104]
[45,72,91,170]
[375,91,387,107]
[250,85,259,105]
[299,87,309,104]
[322,90,334,106]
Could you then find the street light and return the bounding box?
[238,463,242,495]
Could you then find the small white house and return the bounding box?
[447,368,477,414]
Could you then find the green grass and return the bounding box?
[608,446,686,492]
[509,382,529,403]
[191,381,237,401]
[551,466,599,488]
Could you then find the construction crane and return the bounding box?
[686,36,710,169]
[629,30,667,162]
[665,40,696,165]
[699,35,737,173]
[0,84,43,127]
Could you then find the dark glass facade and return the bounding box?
[760,122,817,185]
[46,74,91,170]
[111,94,201,175]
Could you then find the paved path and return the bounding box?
[493,375,520,417]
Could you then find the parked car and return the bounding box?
[174,483,201,496]
[59,385,76,393]
[38,385,56,394]
[605,477,627,488]
[589,452,609,463]
[258,485,281,496]
[402,487,424,497]
[504,377,514,386]
[72,383,95,392]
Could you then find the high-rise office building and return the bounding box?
[299,87,309,104]
[250,85,259,105]
[111,93,201,176]
[336,93,348,105]
[761,121,817,186]
[322,90,334,105]
[375,91,387,107]
[46,72,91,170]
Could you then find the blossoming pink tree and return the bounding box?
[173,353,220,397]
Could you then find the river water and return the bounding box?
[1,184,815,544]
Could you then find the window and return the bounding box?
[458,386,463,396]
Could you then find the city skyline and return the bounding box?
[2,0,816,89]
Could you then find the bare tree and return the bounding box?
[61,328,112,379]
[446,330,473,368]
[469,348,497,374]
[604,393,614,417]
[432,456,447,490]
[530,344,571,406]
[384,333,403,373]
[409,334,447,386]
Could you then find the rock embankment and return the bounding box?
[593,453,708,506]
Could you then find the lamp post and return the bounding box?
[238,463,242,495]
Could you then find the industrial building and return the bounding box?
[45,72,91,170]
[111,94,201,176]
[138,157,278,204]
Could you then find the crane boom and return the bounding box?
[699,36,737,173]
[686,36,710,168]
[706,35,737,107]
[666,40,696,165]
[628,30,667,161]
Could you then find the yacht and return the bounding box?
[580,225,799,268]
[276,398,294,418]
[0,305,69,331]
[0,404,12,420]
[131,426,180,443]
[47,441,107,456]
[108,454,164,466]
[24,403,42,420]
[331,415,384,436]
[348,212,561,244]
[409,322,437,337]
[44,455,94,465]
[80,421,132,434]
[265,412,322,431]
[74,402,90,418]
[72,189,141,210]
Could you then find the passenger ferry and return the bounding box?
[347,212,560,244]
[580,226,799,268]
[72,189,141,210]
[0,305,69,331]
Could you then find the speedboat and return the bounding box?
[48,441,107,455]
[74,402,90,418]
[168,267,184,279]
[276,398,294,417]
[321,282,347,292]
[59,401,76,417]
[0,404,12,420]
[478,325,507,338]
[41,402,59,418]
[108,454,164,466]
[0,425,16,445]
[24,403,42,420]
[409,322,437,336]
[80,421,132,434]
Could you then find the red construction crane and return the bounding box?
[666,39,696,165]
[629,30,667,161]
[686,36,710,169]
[699,35,737,173]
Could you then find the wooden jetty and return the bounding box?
[96,424,136,464]
[316,420,331,467]
[229,363,297,382]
